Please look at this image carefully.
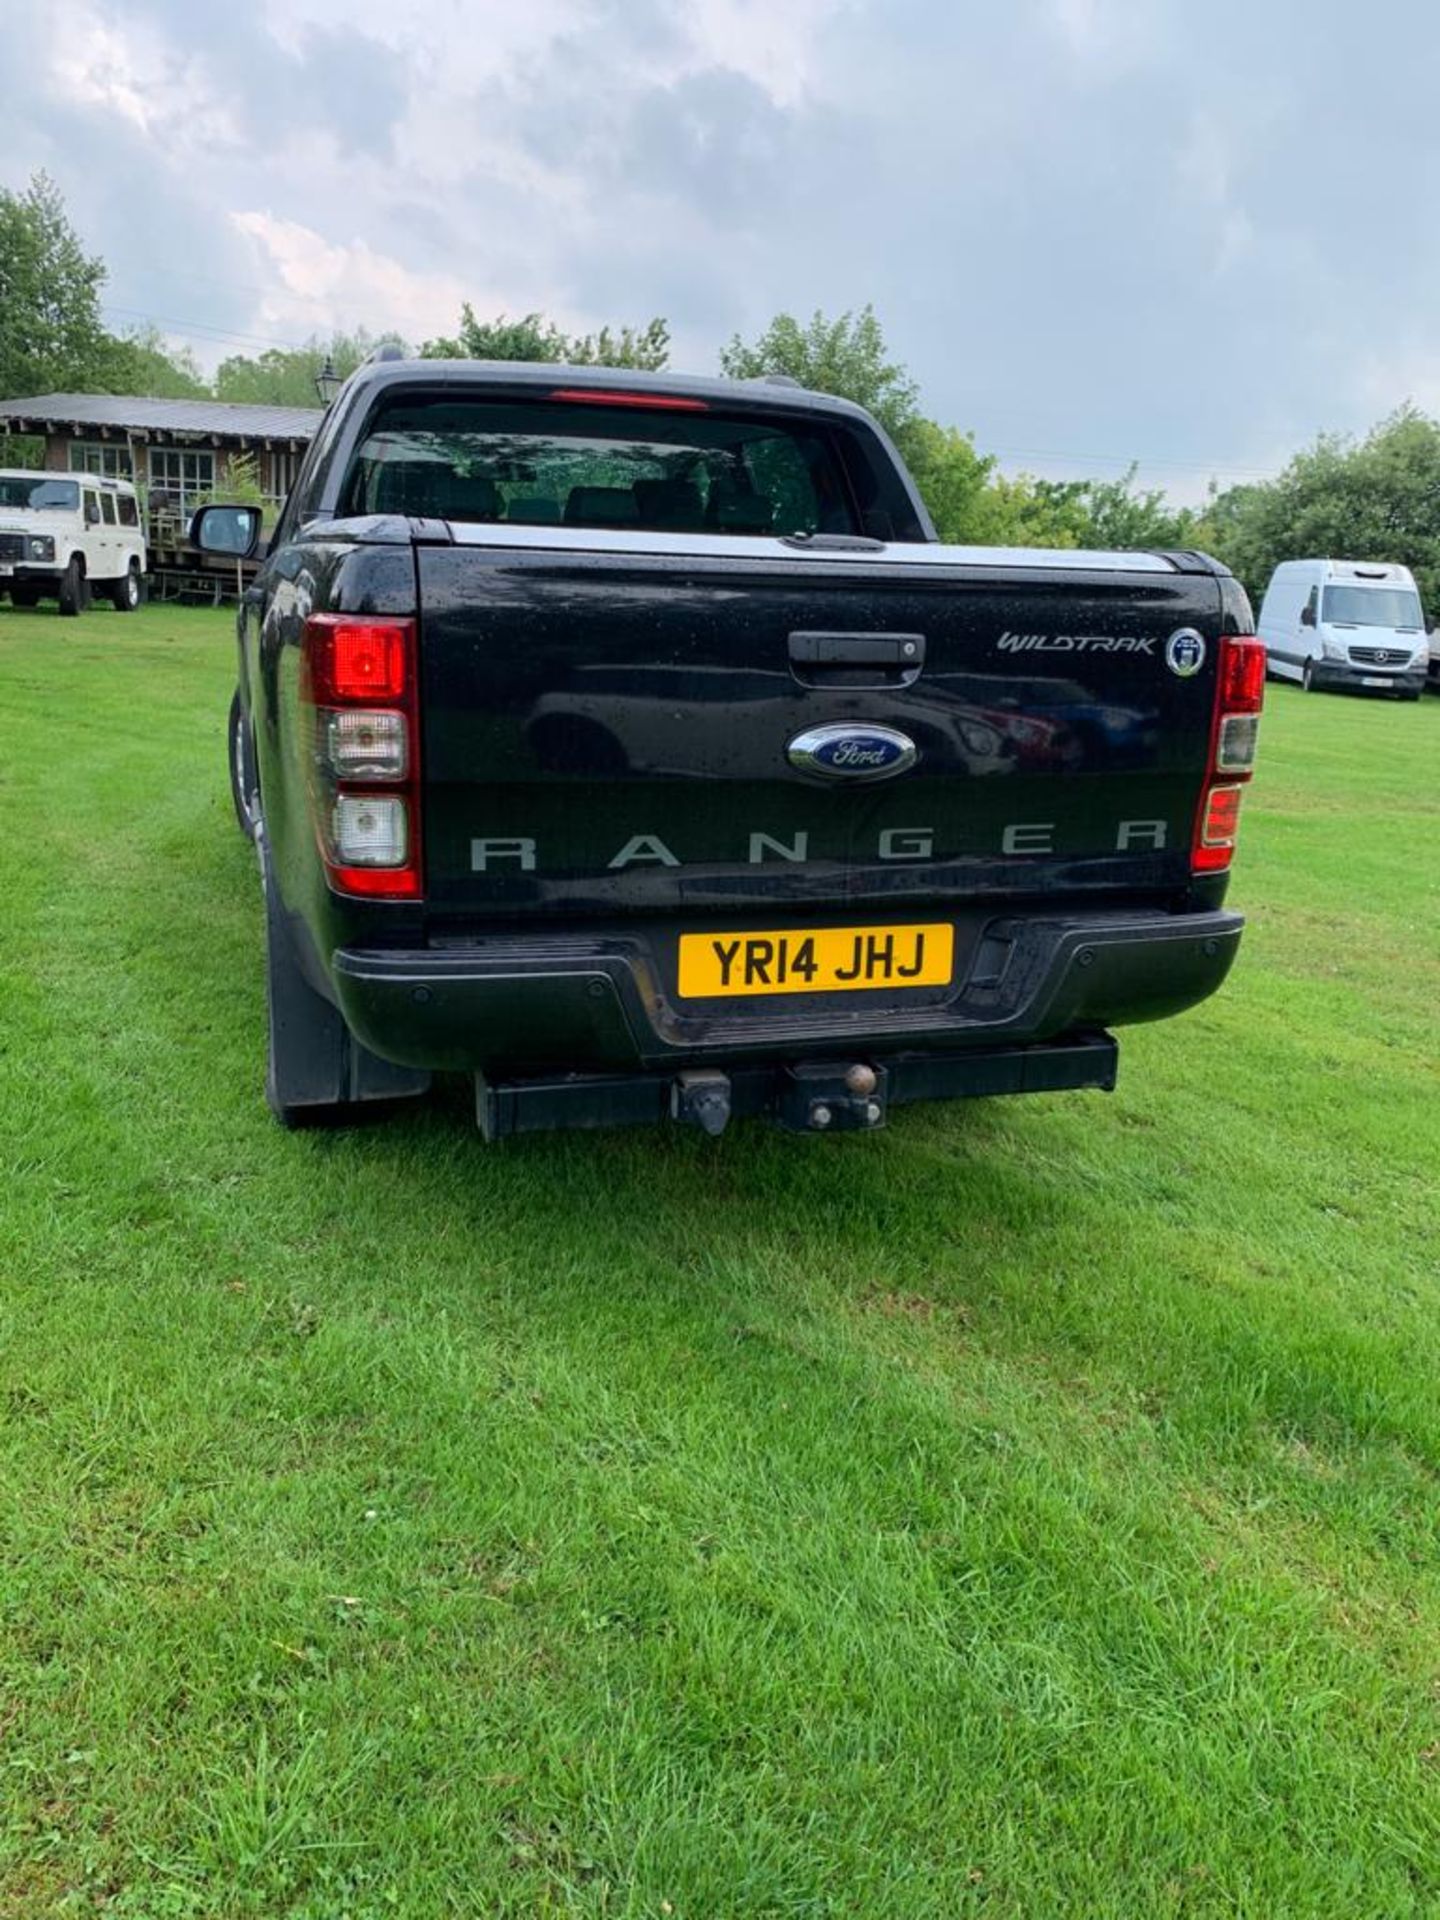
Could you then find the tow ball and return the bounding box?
[669,1060,889,1136]
[778,1060,888,1134]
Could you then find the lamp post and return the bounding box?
[314,356,342,407]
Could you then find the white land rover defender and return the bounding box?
[0,470,147,615]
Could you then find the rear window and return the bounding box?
[338,395,858,537]
[117,494,139,528]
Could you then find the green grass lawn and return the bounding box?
[1,600,1438,1919]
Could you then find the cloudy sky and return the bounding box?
[7,0,1440,499]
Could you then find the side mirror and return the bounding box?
[1299,602,1316,627]
[85,501,101,525]
[189,503,263,559]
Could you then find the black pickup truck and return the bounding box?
[194,358,1264,1138]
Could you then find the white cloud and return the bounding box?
[13,0,1440,488]
[230,213,482,346]
[49,1,239,150]
[687,0,836,105]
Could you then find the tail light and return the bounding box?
[1192,635,1265,873]
[300,614,422,898]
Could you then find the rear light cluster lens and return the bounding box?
[322,709,408,779]
[300,614,421,898]
[302,619,408,701]
[332,794,409,866]
[1192,636,1265,874]
[1198,784,1243,851]
[1215,712,1261,774]
[1218,635,1267,712]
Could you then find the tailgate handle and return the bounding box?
[788,631,926,685]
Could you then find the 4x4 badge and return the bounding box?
[1165,628,1206,677]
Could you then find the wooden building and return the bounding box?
[0,392,321,513]
[0,391,324,597]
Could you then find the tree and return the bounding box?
[421,306,670,370]
[101,325,209,399]
[901,420,998,542]
[1025,467,1203,552]
[0,173,207,401]
[215,329,405,408]
[968,471,1086,549]
[719,306,921,453]
[1205,407,1440,614]
[0,172,112,396]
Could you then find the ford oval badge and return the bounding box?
[787,723,918,781]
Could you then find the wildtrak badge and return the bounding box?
[997,630,1158,654]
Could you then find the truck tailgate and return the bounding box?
[416,540,1223,923]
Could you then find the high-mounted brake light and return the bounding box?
[548,388,709,412]
[1192,635,1264,875]
[300,615,422,899]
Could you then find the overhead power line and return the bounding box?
[978,442,1281,480]
[103,303,315,355]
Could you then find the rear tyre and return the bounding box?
[110,561,143,612]
[57,556,89,617]
[1301,658,1318,692]
[228,689,260,839]
[262,848,429,1129]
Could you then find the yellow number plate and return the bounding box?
[677,924,954,999]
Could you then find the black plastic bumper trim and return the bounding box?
[331,907,1242,1075]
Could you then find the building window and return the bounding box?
[70,442,134,480]
[148,448,214,512]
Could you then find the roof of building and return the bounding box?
[0,392,322,443]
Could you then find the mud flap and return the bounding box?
[262,846,430,1120]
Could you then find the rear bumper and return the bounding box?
[330,906,1244,1075]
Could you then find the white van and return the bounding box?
[1257,559,1428,699]
[0,470,147,616]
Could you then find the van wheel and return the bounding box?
[57,556,89,617]
[111,561,143,612]
[1301,659,1318,692]
[8,582,40,608]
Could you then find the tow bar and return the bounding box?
[474,1033,1115,1141]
